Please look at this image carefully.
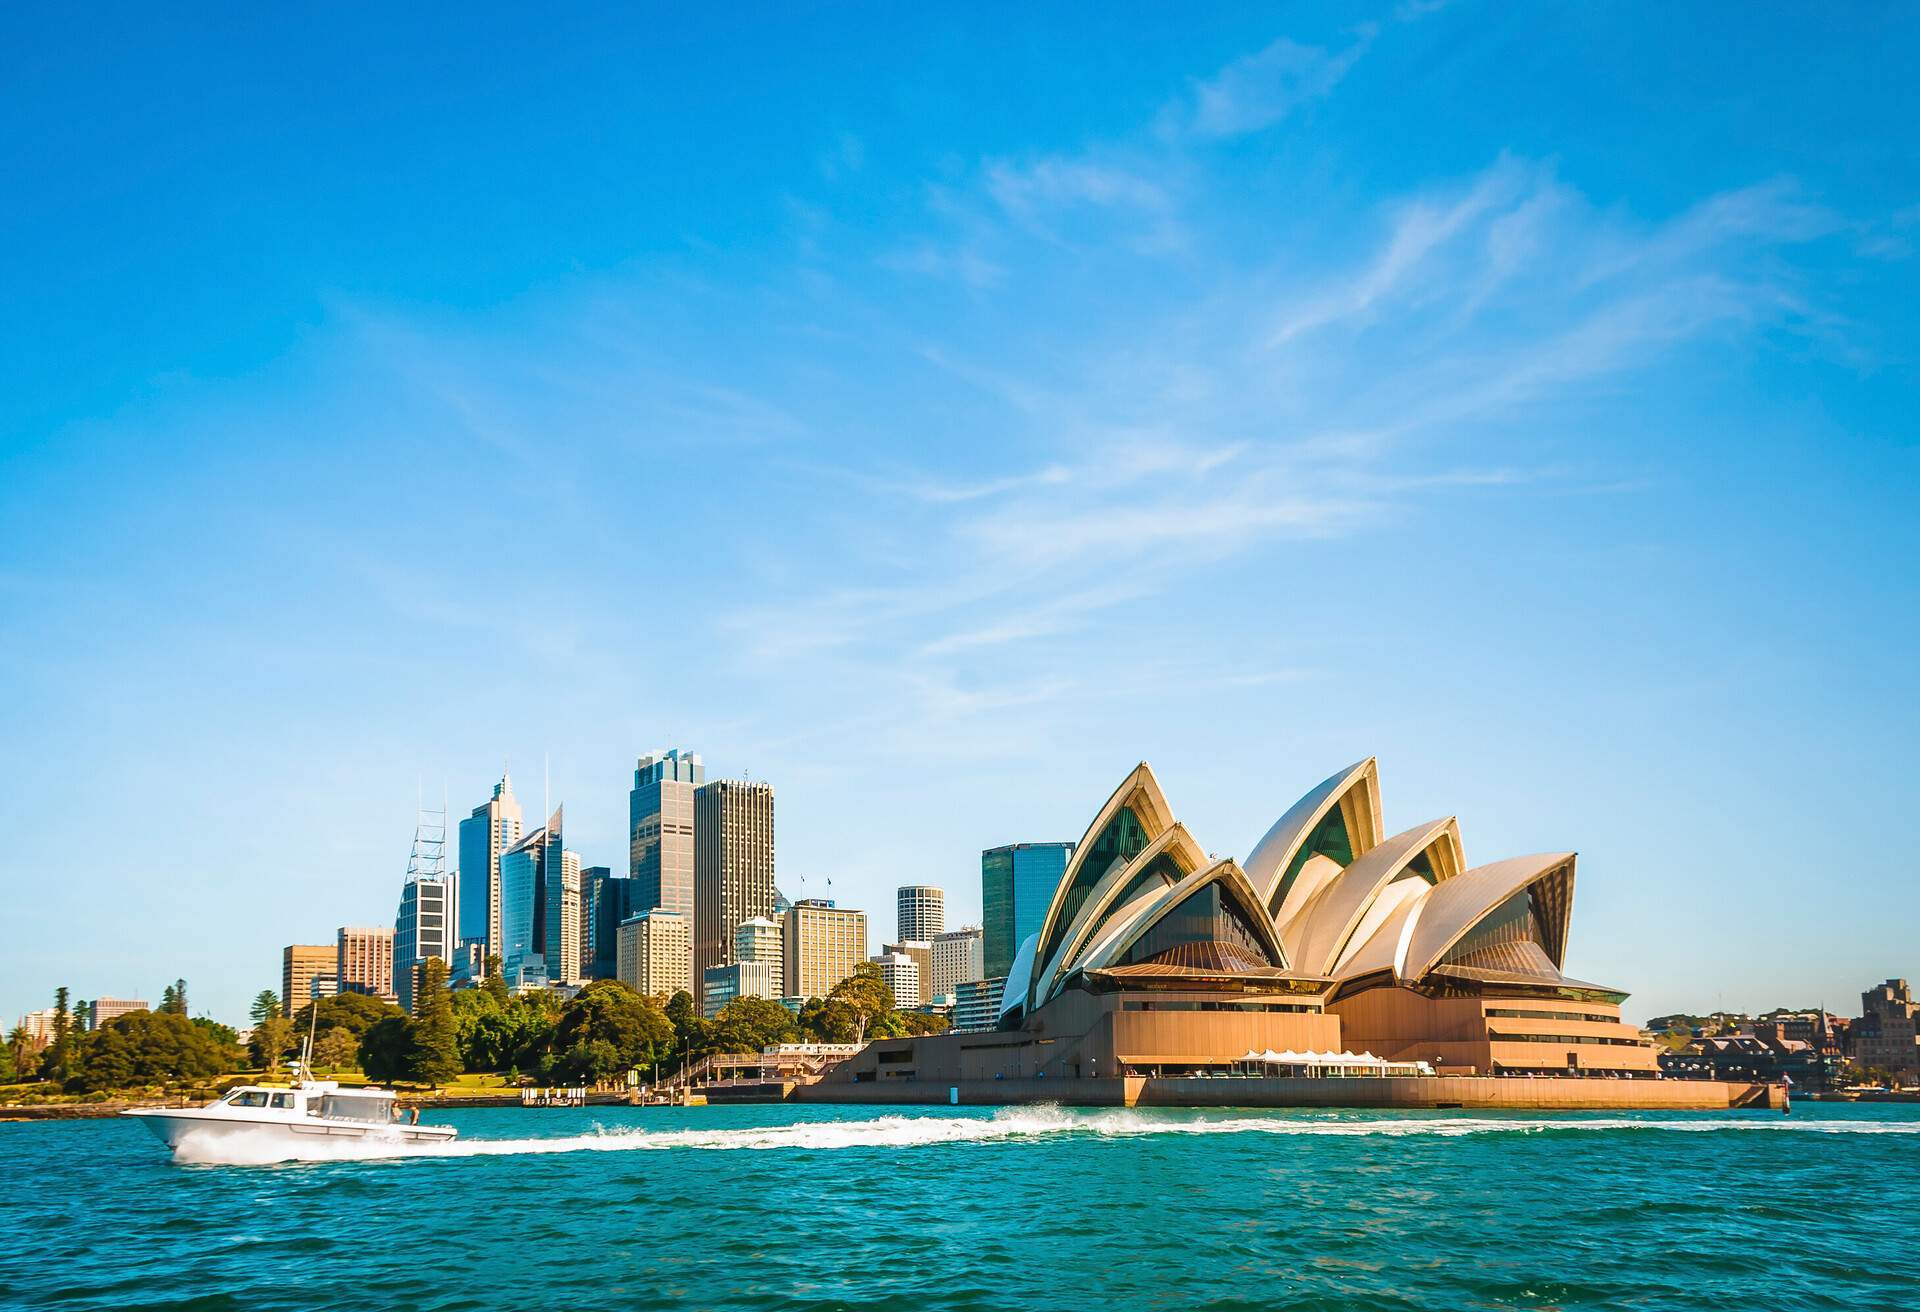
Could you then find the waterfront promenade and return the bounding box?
[796,1073,1784,1111]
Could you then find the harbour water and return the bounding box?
[4,1102,1917,1310]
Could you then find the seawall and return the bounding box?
[794,1075,1783,1111]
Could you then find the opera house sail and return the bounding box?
[821,757,1668,1095]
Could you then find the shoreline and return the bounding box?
[4,1076,1824,1120]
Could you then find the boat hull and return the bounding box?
[123,1108,458,1156]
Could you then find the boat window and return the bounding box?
[233,1090,269,1108]
[320,1095,393,1123]
[269,1092,294,1109]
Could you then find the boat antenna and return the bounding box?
[299,996,321,1080]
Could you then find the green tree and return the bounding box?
[710,996,798,1054]
[406,958,462,1085]
[250,1015,293,1074]
[450,988,563,1072]
[550,980,674,1078]
[5,1025,36,1082]
[192,1017,239,1048]
[802,964,894,1044]
[68,1011,240,1094]
[249,990,281,1026]
[42,987,77,1083]
[312,1027,360,1073]
[291,992,406,1049]
[891,1011,953,1037]
[159,983,178,1014]
[358,1016,412,1082]
[556,1038,624,1083]
[483,955,509,1004]
[663,989,709,1068]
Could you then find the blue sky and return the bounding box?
[3,5,1915,1026]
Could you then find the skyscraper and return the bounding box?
[544,844,583,986]
[896,885,946,941]
[982,842,1073,980]
[783,899,867,1002]
[580,865,631,980]
[630,749,703,920]
[282,943,333,1016]
[337,926,395,1000]
[394,801,452,1014]
[692,778,775,1007]
[457,771,523,959]
[394,876,451,1013]
[499,805,573,984]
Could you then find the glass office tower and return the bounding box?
[981,842,1073,981]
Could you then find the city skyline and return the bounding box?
[4,7,1917,1029]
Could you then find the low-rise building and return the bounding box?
[702,960,779,1018]
[953,978,1006,1033]
[87,997,150,1027]
[19,1008,58,1046]
[883,940,932,1003]
[734,916,785,998]
[872,951,921,1010]
[1855,979,1920,1083]
[1658,1034,1837,1088]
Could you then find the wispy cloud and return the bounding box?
[1160,28,1377,141]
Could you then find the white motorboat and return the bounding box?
[123,1078,458,1155]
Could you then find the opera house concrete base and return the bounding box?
[793,1074,1785,1111]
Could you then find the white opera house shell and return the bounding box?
[982,758,1658,1078]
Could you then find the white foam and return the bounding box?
[168,1104,1920,1167]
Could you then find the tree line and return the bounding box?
[4,984,244,1094]
[4,962,948,1094]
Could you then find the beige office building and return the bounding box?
[692,779,776,1006]
[618,910,692,1002]
[88,997,150,1026]
[337,926,395,1001]
[282,944,334,1016]
[930,927,985,1003]
[784,899,867,1002]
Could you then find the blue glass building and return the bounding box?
[981,841,1073,981]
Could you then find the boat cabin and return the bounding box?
[214,1082,399,1122]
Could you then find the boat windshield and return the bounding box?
[319,1094,394,1123]
[224,1090,271,1108]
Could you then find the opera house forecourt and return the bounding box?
[807,759,1783,1110]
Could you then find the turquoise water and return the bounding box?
[4,1103,1917,1310]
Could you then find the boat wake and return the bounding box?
[169,1104,1920,1166]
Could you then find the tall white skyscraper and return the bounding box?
[458,771,523,959]
[896,885,946,942]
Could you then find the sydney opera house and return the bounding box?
[817,758,1711,1105]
